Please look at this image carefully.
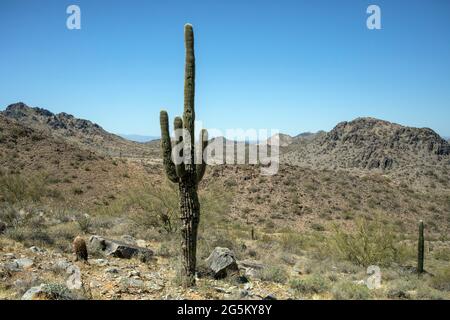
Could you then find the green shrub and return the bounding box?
[258,265,288,284]
[0,173,48,203]
[329,217,401,267]
[77,215,92,234]
[332,281,371,300]
[430,266,450,292]
[290,274,330,295]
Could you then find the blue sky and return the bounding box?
[1,0,449,137]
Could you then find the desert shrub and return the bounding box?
[430,266,450,292]
[433,247,450,261]
[77,215,92,234]
[156,242,175,257]
[125,182,179,233]
[331,280,371,300]
[0,173,48,203]
[279,233,306,255]
[258,265,288,284]
[289,274,330,295]
[5,226,54,247]
[0,204,21,228]
[415,285,447,300]
[329,217,402,267]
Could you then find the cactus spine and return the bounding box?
[159,24,208,287]
[417,220,424,274]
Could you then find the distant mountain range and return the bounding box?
[1,103,449,176]
[118,134,159,143]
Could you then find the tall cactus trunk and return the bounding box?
[417,220,424,274]
[159,24,208,287]
[179,180,200,287]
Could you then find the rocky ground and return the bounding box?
[0,237,294,300]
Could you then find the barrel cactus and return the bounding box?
[159,23,208,287]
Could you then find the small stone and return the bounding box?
[29,246,45,254]
[105,267,120,274]
[91,259,108,266]
[14,258,34,269]
[128,270,140,278]
[120,277,144,288]
[54,259,71,272]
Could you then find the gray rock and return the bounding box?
[13,258,34,269]
[3,261,20,272]
[29,246,45,254]
[54,259,72,272]
[105,267,120,274]
[22,283,75,300]
[66,265,83,290]
[205,247,239,279]
[89,235,154,262]
[120,277,144,288]
[238,260,265,278]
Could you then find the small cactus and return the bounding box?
[417,220,424,274]
[73,236,88,262]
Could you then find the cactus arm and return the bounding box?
[174,116,186,178]
[196,129,208,183]
[160,110,178,183]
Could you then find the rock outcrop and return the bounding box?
[89,235,154,262]
[205,247,239,279]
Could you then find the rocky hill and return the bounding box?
[1,103,157,158]
[282,117,450,171]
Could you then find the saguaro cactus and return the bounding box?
[160,24,208,287]
[417,220,424,274]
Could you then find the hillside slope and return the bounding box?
[1,103,157,158]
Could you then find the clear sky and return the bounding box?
[1,0,449,137]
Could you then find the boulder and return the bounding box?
[205,247,239,279]
[22,283,75,300]
[89,235,154,262]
